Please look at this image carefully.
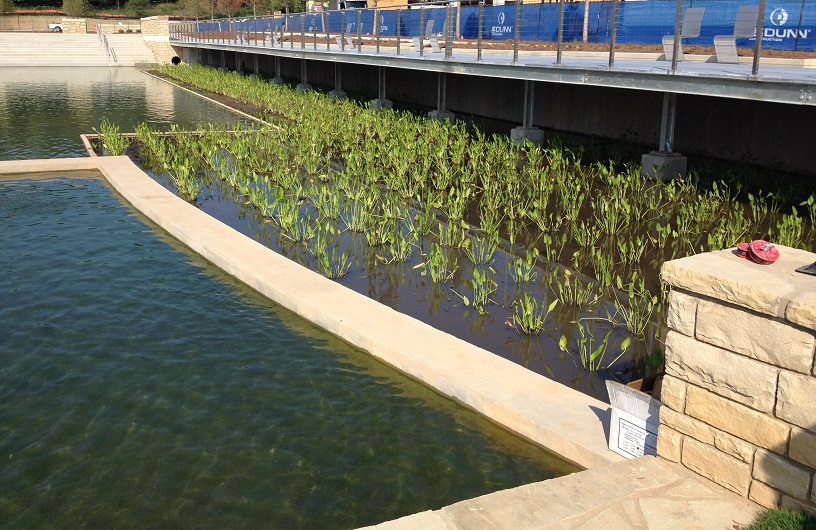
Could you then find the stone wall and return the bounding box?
[62,18,88,34]
[140,16,175,63]
[659,245,816,515]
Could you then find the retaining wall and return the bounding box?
[141,15,176,62]
[658,245,816,515]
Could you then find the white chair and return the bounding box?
[662,7,705,62]
[714,5,760,63]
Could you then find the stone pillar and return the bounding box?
[659,245,816,515]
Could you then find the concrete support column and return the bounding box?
[641,92,687,181]
[428,72,454,123]
[272,56,284,84]
[329,63,346,99]
[235,51,242,73]
[249,55,260,79]
[510,80,544,146]
[297,60,311,91]
[370,66,393,110]
[218,50,227,72]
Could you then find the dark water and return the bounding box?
[0,67,250,160]
[0,176,576,528]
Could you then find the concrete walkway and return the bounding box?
[364,456,762,530]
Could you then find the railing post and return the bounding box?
[341,10,346,52]
[477,0,483,63]
[326,11,331,50]
[419,6,425,58]
[357,9,362,53]
[608,0,619,68]
[301,14,305,49]
[513,0,521,65]
[396,8,401,55]
[670,0,684,73]
[313,14,317,50]
[557,0,565,64]
[376,8,381,54]
[752,0,767,76]
[445,3,453,59]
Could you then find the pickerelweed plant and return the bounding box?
[115,64,816,398]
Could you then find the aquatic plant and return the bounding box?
[94,117,130,156]
[511,294,558,336]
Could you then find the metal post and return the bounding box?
[513,0,521,65]
[326,11,331,50]
[555,0,565,64]
[335,63,342,92]
[275,56,281,79]
[523,80,534,128]
[396,8,401,55]
[301,14,305,49]
[670,0,684,73]
[445,4,453,59]
[379,66,386,100]
[341,11,346,52]
[419,7,425,58]
[477,0,483,63]
[438,72,447,112]
[357,9,362,53]
[301,60,307,86]
[313,14,317,50]
[659,92,677,153]
[752,0,767,76]
[289,14,294,49]
[376,8,381,54]
[254,54,259,75]
[608,0,619,68]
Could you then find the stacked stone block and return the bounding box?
[658,246,816,515]
[62,18,88,34]
[139,16,175,63]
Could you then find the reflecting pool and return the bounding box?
[0,70,578,527]
[0,67,251,160]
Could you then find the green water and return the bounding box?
[0,177,576,528]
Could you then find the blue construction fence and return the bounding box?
[204,0,816,52]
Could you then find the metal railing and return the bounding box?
[168,0,816,77]
[98,25,118,64]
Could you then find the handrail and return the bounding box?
[168,2,814,78]
[98,25,118,65]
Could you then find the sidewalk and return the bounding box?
[363,456,762,530]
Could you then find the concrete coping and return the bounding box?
[662,245,816,330]
[0,156,626,471]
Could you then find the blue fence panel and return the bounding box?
[205,0,815,51]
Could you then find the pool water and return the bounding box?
[0,176,576,528]
[0,67,251,160]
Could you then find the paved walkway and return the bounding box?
[363,456,762,530]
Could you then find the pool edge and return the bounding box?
[0,156,625,471]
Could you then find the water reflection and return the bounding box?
[0,67,251,160]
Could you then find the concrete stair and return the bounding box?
[0,33,157,67]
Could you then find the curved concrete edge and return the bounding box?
[4,155,624,470]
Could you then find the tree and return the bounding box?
[125,0,149,16]
[268,0,304,14]
[62,0,89,16]
[215,0,241,17]
[0,0,14,14]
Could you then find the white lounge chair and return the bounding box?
[335,23,354,48]
[662,7,705,62]
[714,5,760,63]
[413,20,440,53]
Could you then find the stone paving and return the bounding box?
[363,456,763,530]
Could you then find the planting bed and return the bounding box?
[100,65,816,403]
